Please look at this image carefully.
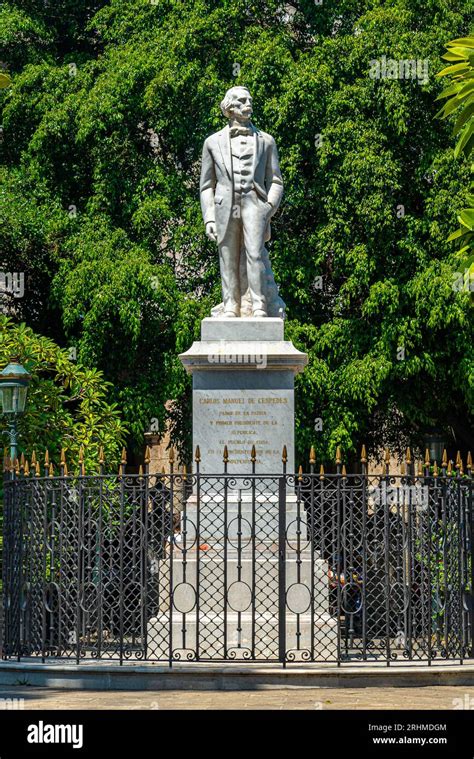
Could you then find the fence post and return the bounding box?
[360,445,368,660]
[383,448,391,666]
[278,462,286,667]
[251,446,256,661]
[309,446,316,662]
[2,455,11,658]
[141,446,150,660]
[223,446,228,660]
[335,447,342,667]
[469,470,474,660]
[405,447,414,659]
[194,445,201,664]
[74,448,85,663]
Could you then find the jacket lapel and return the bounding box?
[252,125,263,177]
[218,125,232,180]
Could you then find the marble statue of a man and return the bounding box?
[200,86,286,318]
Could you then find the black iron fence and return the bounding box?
[2,448,473,666]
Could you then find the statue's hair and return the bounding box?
[220,86,251,119]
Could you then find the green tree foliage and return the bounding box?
[0,316,127,469]
[436,37,474,161]
[1,0,473,464]
[436,35,474,282]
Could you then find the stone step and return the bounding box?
[148,611,338,661]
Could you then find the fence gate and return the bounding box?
[2,466,473,665]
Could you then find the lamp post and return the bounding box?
[0,357,31,463]
[424,433,446,464]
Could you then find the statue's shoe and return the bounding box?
[252,309,267,317]
[223,310,240,317]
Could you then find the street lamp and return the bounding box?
[0,357,31,462]
[424,433,446,464]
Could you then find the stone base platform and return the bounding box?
[147,611,338,662]
[0,659,472,691]
[147,537,338,660]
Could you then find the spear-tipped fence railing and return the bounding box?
[1,446,473,666]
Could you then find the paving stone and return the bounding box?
[1,686,474,710]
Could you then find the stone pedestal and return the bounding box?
[184,489,301,541]
[146,317,337,662]
[179,317,307,473]
[147,488,337,661]
[148,542,337,661]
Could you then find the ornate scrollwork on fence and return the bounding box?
[1,445,473,666]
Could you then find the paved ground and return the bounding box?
[1,685,474,710]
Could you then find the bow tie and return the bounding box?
[230,125,253,138]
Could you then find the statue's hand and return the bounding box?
[205,221,217,242]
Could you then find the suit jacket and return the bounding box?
[200,124,284,244]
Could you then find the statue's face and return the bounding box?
[229,89,253,121]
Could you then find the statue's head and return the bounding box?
[220,86,253,121]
